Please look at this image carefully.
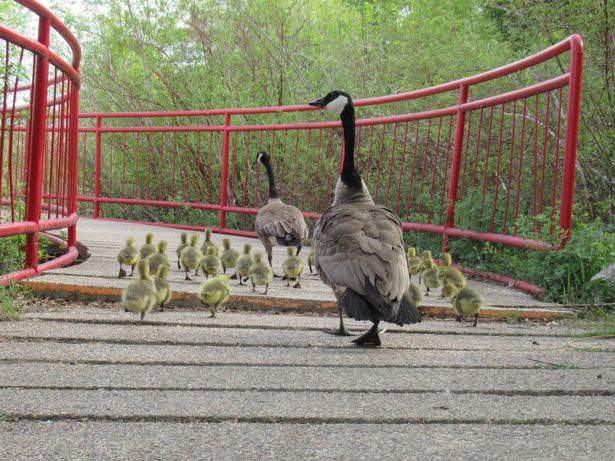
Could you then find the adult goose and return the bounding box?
[254,151,308,271]
[309,91,421,346]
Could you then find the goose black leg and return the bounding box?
[326,308,353,336]
[351,321,382,347]
[269,253,282,278]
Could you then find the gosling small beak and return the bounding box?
[308,97,326,108]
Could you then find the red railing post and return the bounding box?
[219,112,231,230]
[559,35,584,246]
[67,69,80,247]
[442,84,469,253]
[24,16,51,269]
[94,115,102,218]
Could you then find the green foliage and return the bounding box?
[451,220,615,304]
[0,284,22,320]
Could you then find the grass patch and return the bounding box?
[575,306,615,339]
[0,284,28,320]
[0,414,18,423]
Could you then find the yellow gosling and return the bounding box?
[221,238,240,276]
[175,232,188,270]
[147,240,169,274]
[451,287,483,326]
[117,237,140,278]
[139,232,157,260]
[235,244,254,285]
[282,246,304,289]
[180,234,202,281]
[250,252,273,295]
[121,260,157,322]
[154,265,172,311]
[199,274,231,318]
[200,229,218,257]
[201,246,221,278]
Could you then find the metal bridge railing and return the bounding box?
[0,0,81,286]
[75,35,582,256]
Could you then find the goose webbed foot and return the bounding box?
[293,280,301,289]
[118,268,126,278]
[184,272,192,281]
[230,273,238,280]
[326,325,354,336]
[351,322,382,347]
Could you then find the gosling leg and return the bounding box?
[473,313,478,327]
[184,270,192,281]
[456,315,461,322]
[252,281,256,292]
[118,265,126,278]
[129,264,136,277]
[140,311,146,322]
[264,283,269,295]
[293,278,301,289]
[177,259,181,269]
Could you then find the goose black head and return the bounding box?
[309,90,353,115]
[254,150,270,166]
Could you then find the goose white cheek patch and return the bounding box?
[326,95,348,115]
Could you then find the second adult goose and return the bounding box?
[254,151,308,273]
[309,90,421,346]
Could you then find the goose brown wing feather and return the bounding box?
[255,202,308,241]
[315,202,409,311]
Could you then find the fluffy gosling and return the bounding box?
[200,229,218,256]
[438,253,466,291]
[147,240,169,274]
[421,258,441,296]
[407,247,423,282]
[139,232,157,260]
[117,237,140,278]
[121,260,157,322]
[201,246,221,278]
[451,286,483,326]
[175,232,189,270]
[154,265,172,311]
[221,238,239,276]
[235,244,255,285]
[282,246,304,288]
[199,274,230,318]
[250,252,273,295]
[307,248,315,274]
[180,234,202,281]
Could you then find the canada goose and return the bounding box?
[282,246,304,288]
[153,265,172,311]
[180,234,202,281]
[254,151,309,274]
[235,243,255,285]
[175,232,189,270]
[309,90,420,345]
[307,247,315,274]
[147,240,169,274]
[117,237,140,278]
[139,232,157,260]
[201,246,221,278]
[406,247,423,281]
[200,229,218,257]
[199,274,231,318]
[421,258,441,296]
[221,238,239,276]
[438,252,466,290]
[121,260,157,322]
[451,286,483,326]
[250,252,273,295]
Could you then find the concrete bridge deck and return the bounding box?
[28,218,569,320]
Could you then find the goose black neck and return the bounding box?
[340,104,361,189]
[261,156,279,199]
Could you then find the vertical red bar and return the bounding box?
[243,131,250,207]
[472,108,484,185]
[121,132,127,197]
[159,132,164,200]
[405,120,421,218]
[513,98,528,236]
[312,129,324,209]
[324,129,335,206]
[549,88,564,237]
[219,112,231,229]
[442,84,469,253]
[416,118,432,215]
[384,123,398,205]
[300,129,311,210]
[394,121,410,214]
[146,133,152,200]
[532,95,539,230]
[490,104,506,232]
[427,117,442,224]
[373,125,387,204]
[479,107,495,223]
[289,130,299,206]
[439,116,454,225]
[364,125,375,186]
[134,133,140,197]
[183,132,189,202]
[94,116,102,217]
[0,42,8,202]
[559,35,583,245]
[67,73,80,247]
[81,134,87,196]
[171,132,177,197]
[502,100,517,233]
[196,131,201,201]
[108,132,114,196]
[458,111,472,203]
[538,92,551,233]
[25,17,50,268]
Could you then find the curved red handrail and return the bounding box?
[1,0,81,286]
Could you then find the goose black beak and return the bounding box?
[308,97,326,108]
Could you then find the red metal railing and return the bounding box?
[75,35,582,255]
[0,0,81,286]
